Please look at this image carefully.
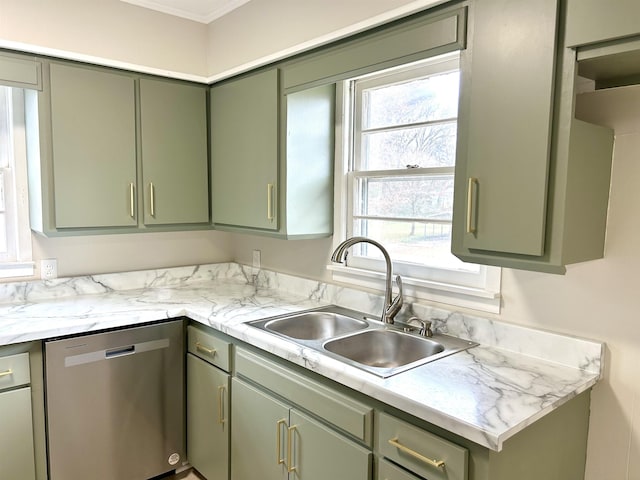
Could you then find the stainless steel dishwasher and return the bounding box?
[45,320,185,480]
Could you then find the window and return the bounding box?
[0,86,33,279]
[332,53,500,313]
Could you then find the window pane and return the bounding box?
[361,122,456,170]
[352,218,474,271]
[356,175,453,220]
[0,87,10,168]
[0,214,7,254]
[363,71,459,130]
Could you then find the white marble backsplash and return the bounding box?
[1,262,603,377]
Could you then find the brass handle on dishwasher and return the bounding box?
[195,342,216,356]
[0,369,13,378]
[388,437,446,469]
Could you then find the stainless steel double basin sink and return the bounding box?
[248,306,477,378]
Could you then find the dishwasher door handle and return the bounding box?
[105,345,135,358]
[64,338,170,367]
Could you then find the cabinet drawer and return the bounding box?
[187,325,231,372]
[378,458,422,480]
[0,352,30,391]
[236,347,374,446]
[378,412,468,480]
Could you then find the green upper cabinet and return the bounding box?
[139,78,208,226]
[210,68,335,238]
[49,63,137,229]
[211,68,279,231]
[565,0,640,47]
[28,61,210,235]
[451,0,614,273]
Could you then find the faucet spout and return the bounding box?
[330,236,402,324]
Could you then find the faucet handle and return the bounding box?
[405,317,433,337]
[390,275,403,309]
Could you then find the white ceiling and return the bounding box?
[121,0,251,24]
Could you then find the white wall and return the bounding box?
[33,230,233,278]
[205,0,447,79]
[0,0,209,79]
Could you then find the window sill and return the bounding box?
[0,261,35,279]
[328,264,501,314]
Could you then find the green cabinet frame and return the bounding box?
[28,61,210,236]
[210,68,335,238]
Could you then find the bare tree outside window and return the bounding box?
[349,60,475,272]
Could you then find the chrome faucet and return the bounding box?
[330,237,403,324]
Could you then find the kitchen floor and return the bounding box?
[161,469,204,480]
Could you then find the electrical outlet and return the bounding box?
[252,250,261,270]
[41,259,58,280]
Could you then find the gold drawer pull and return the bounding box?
[466,177,478,234]
[217,385,226,424]
[276,419,287,466]
[0,369,13,378]
[267,183,275,221]
[388,437,446,469]
[287,425,297,473]
[129,183,135,218]
[149,182,156,217]
[195,342,216,356]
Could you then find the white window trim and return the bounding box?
[0,87,34,279]
[329,58,501,314]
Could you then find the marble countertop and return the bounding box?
[0,263,603,452]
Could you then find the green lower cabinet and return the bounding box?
[0,387,36,480]
[231,377,371,480]
[187,353,230,480]
[377,458,421,480]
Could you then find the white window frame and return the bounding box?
[330,54,501,313]
[0,86,34,279]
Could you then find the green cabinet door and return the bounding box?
[186,354,229,480]
[231,378,289,480]
[453,0,559,257]
[231,377,371,480]
[210,69,279,231]
[140,79,209,225]
[49,63,137,228]
[565,0,640,47]
[289,409,371,480]
[0,387,36,480]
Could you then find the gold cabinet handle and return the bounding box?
[287,425,297,473]
[276,419,287,466]
[388,437,445,469]
[466,177,478,234]
[195,342,216,356]
[149,182,155,217]
[0,369,13,378]
[129,183,135,218]
[267,183,274,222]
[217,385,226,425]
